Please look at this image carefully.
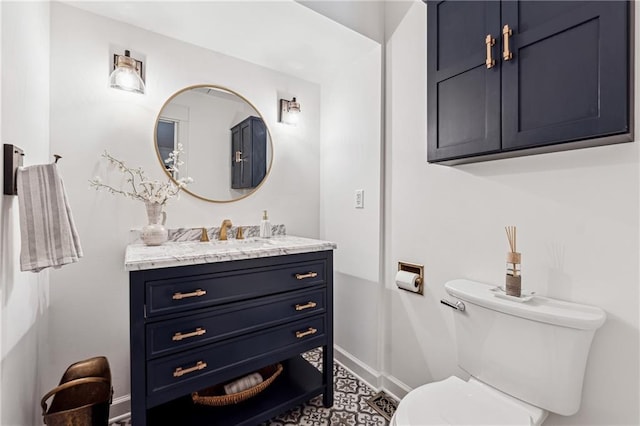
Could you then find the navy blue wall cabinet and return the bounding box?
[231,116,267,189]
[129,251,334,426]
[427,0,632,165]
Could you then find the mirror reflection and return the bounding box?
[155,85,272,202]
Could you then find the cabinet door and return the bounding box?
[239,120,253,188]
[231,120,253,189]
[427,1,501,162]
[231,125,242,188]
[502,1,629,150]
[250,119,267,187]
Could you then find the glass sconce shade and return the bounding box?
[279,97,301,125]
[109,50,145,94]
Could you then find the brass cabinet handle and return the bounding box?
[295,301,317,311]
[295,327,318,339]
[172,327,207,341]
[173,361,207,378]
[503,24,513,61]
[485,34,496,68]
[172,289,207,300]
[295,272,318,280]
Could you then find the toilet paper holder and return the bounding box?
[397,261,424,295]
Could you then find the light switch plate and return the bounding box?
[355,189,364,208]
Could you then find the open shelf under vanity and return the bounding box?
[148,355,324,425]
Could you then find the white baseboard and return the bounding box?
[109,394,131,423]
[333,344,383,390]
[380,374,412,401]
[334,344,413,403]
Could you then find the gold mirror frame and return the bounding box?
[154,84,274,203]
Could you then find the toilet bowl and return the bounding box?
[390,376,547,426]
[390,279,606,425]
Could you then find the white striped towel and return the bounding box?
[17,163,83,272]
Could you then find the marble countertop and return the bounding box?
[124,235,337,271]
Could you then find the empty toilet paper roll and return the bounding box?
[395,270,421,293]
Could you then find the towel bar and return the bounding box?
[3,145,63,195]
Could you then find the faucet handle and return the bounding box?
[236,226,244,240]
[200,227,210,242]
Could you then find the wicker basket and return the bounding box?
[192,363,283,407]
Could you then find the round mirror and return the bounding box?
[154,85,273,202]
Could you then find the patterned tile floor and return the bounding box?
[263,349,396,426]
[111,349,398,426]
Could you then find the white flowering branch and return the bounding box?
[89,144,193,206]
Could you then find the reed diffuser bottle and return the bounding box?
[505,226,521,297]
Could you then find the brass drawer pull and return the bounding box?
[172,289,207,300]
[173,361,207,378]
[295,272,318,280]
[295,301,317,311]
[503,24,513,61]
[172,327,207,341]
[485,34,496,69]
[295,327,318,339]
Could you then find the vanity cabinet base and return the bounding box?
[129,251,334,426]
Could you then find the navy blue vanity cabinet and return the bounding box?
[426,0,631,164]
[129,251,334,426]
[231,116,267,189]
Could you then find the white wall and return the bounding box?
[46,2,321,408]
[384,2,639,425]
[299,1,385,43]
[320,41,383,377]
[0,2,51,425]
[1,3,4,420]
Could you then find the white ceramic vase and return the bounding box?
[141,201,168,246]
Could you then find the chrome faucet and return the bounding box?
[219,219,232,240]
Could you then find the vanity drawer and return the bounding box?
[146,288,326,358]
[146,315,326,397]
[146,259,326,318]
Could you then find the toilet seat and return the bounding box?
[391,376,548,426]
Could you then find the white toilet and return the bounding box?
[391,279,606,426]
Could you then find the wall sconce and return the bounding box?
[109,50,145,94]
[279,97,301,125]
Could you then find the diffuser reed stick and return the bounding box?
[505,225,517,252]
[504,225,521,296]
[505,226,517,275]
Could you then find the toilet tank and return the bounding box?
[445,279,606,416]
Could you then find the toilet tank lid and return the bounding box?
[445,279,606,330]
